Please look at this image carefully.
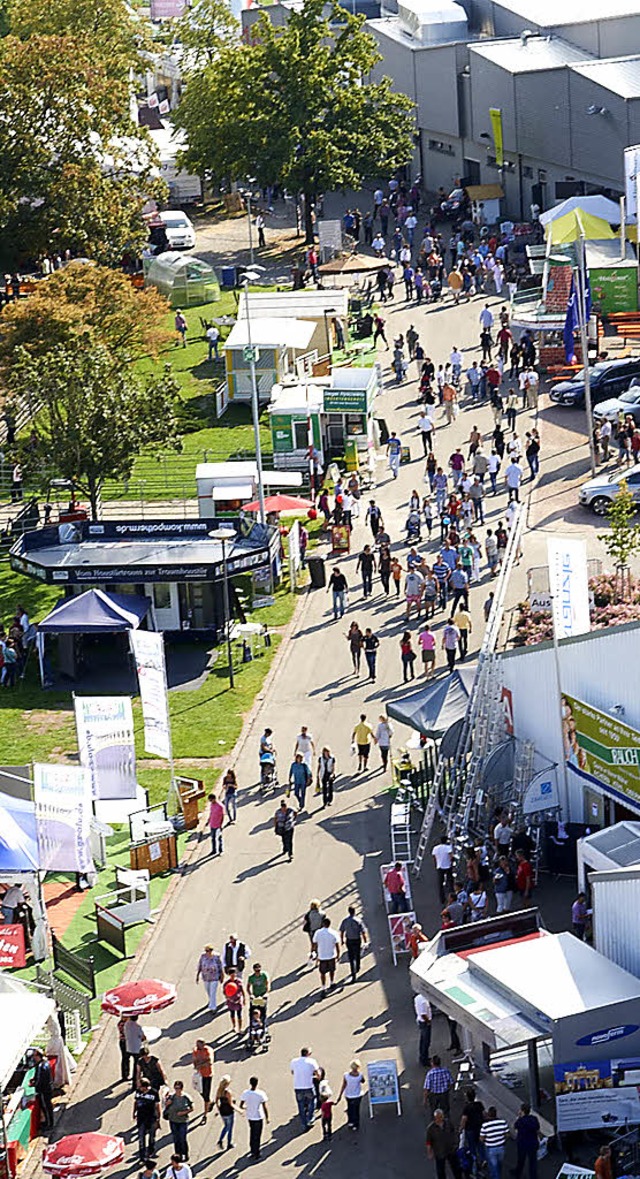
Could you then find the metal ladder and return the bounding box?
[390,799,413,864]
[451,657,505,840]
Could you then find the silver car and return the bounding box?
[594,385,640,425]
[579,465,640,515]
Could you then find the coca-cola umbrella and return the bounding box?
[43,1133,125,1177]
[101,978,177,1017]
[242,493,315,515]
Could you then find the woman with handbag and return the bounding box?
[317,747,336,808]
[191,1040,214,1123]
[164,1080,193,1160]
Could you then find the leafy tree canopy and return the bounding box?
[175,0,415,237]
[0,264,170,368]
[175,0,239,69]
[6,0,148,87]
[12,342,182,517]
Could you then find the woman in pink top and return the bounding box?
[418,625,436,678]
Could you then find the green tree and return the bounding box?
[175,0,238,68]
[0,264,170,368]
[7,0,147,87]
[12,342,182,517]
[598,479,640,601]
[0,34,161,266]
[175,0,415,239]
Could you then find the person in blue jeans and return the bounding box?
[288,754,311,809]
[290,1048,320,1130]
[165,1082,193,1161]
[327,567,348,620]
[480,1107,509,1179]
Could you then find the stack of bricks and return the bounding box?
[544,261,573,314]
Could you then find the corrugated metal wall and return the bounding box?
[592,871,640,978]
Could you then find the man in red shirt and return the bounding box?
[497,325,512,361]
[207,793,225,856]
[384,862,409,913]
[515,849,533,903]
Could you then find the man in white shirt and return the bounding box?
[433,836,454,903]
[290,1047,320,1130]
[414,992,433,1067]
[240,1077,269,1159]
[418,411,434,456]
[505,459,523,503]
[165,1154,192,1179]
[313,916,340,996]
[293,726,315,770]
[205,324,219,361]
[1,882,25,923]
[494,813,513,852]
[479,304,494,331]
[600,417,612,460]
[450,347,463,383]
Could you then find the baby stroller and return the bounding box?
[246,1001,271,1053]
[259,751,278,794]
[429,277,442,302]
[405,509,422,543]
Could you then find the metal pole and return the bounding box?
[576,236,596,477]
[620,194,626,263]
[247,192,254,268]
[244,282,266,525]
[221,537,234,688]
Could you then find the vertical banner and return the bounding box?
[33,764,93,873]
[130,631,173,761]
[547,537,590,640]
[624,145,640,220]
[489,107,504,167]
[74,696,137,800]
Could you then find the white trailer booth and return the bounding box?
[411,913,640,1134]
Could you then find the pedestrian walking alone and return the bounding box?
[513,1103,541,1179]
[480,1107,509,1179]
[274,799,296,861]
[206,793,225,856]
[400,630,417,682]
[317,747,336,807]
[327,566,348,620]
[164,1081,193,1160]
[195,944,223,1014]
[240,1077,269,1161]
[215,1076,237,1151]
[340,907,367,982]
[363,628,380,681]
[442,619,460,673]
[352,714,375,772]
[375,714,393,771]
[288,753,312,810]
[191,1040,213,1123]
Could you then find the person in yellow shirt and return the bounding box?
[352,713,375,773]
[453,606,472,661]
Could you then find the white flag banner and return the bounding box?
[547,537,590,640]
[130,631,173,761]
[33,764,93,873]
[74,696,137,800]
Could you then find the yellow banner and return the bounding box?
[489,107,504,167]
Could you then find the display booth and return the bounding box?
[144,253,220,307]
[224,318,317,404]
[0,974,56,1178]
[268,366,381,471]
[411,912,640,1134]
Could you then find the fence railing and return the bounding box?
[52,933,96,997]
[35,965,93,1032]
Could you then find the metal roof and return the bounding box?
[570,57,640,99]
[491,0,640,28]
[470,35,591,73]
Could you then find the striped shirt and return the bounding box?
[424,1066,453,1095]
[481,1118,509,1147]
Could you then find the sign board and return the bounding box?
[330,524,350,555]
[271,414,294,453]
[150,0,185,16]
[0,924,26,969]
[489,107,504,167]
[242,345,260,364]
[130,631,173,761]
[590,268,638,315]
[317,219,342,254]
[555,1057,640,1130]
[547,537,590,640]
[367,1060,401,1116]
[530,591,552,612]
[522,768,560,815]
[324,389,368,414]
[562,692,640,804]
[74,696,137,800]
[33,763,93,873]
[624,145,640,220]
[388,911,417,965]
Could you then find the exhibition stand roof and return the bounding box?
[38,589,151,634]
[386,666,474,736]
[577,821,640,891]
[0,974,55,1092]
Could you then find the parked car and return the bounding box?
[439,187,470,220]
[549,358,640,408]
[593,384,640,425]
[579,465,640,515]
[157,210,196,250]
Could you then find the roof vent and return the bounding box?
[520,28,533,44]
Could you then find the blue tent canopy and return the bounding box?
[386,667,475,736]
[0,794,39,872]
[38,589,151,634]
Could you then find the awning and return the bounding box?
[386,667,475,737]
[0,977,55,1092]
[38,589,151,634]
[211,483,253,500]
[0,793,39,872]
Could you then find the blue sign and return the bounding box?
[576,1025,640,1048]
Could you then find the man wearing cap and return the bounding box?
[195,944,224,1013]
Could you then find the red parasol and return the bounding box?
[43,1134,125,1177]
[242,493,315,514]
[100,978,176,1017]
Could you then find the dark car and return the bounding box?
[440,187,470,220]
[549,358,640,408]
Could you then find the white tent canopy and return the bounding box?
[540,195,622,226]
[0,974,55,1092]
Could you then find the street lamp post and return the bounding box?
[209,526,236,688]
[240,268,267,526]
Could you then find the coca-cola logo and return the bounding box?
[0,925,26,968]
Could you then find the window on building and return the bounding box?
[293,420,309,450]
[153,583,172,611]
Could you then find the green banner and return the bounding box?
[271,414,293,453]
[563,693,640,801]
[324,389,367,413]
[589,268,638,314]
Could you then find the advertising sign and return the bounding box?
[522,768,560,815]
[489,107,504,167]
[562,693,640,803]
[330,524,351,555]
[33,764,93,874]
[271,414,293,453]
[590,268,638,315]
[150,0,185,17]
[555,1058,640,1130]
[324,389,367,414]
[547,537,590,639]
[367,1060,402,1116]
[624,145,640,220]
[74,696,137,800]
[0,924,26,969]
[130,631,173,761]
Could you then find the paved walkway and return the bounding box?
[53,266,600,1179]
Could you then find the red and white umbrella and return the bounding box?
[101,978,176,1017]
[43,1134,125,1177]
[242,493,315,515]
